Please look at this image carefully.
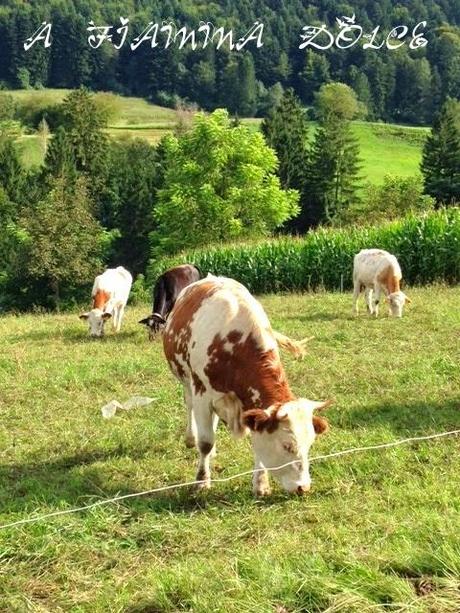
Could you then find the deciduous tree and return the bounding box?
[151,109,299,254]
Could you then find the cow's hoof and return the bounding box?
[196,480,211,491]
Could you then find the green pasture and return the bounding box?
[5,89,427,183]
[1,287,459,611]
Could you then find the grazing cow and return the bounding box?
[352,249,411,318]
[80,266,132,337]
[139,264,202,340]
[163,275,330,496]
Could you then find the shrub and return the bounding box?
[147,209,460,293]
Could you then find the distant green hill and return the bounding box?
[8,89,427,185]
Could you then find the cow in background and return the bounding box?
[80,266,132,337]
[352,249,411,318]
[163,275,331,496]
[139,264,202,340]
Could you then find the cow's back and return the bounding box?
[163,276,291,409]
[155,264,202,312]
[353,249,400,285]
[94,267,132,304]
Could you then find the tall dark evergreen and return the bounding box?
[43,126,77,179]
[421,98,460,204]
[0,135,24,204]
[308,115,362,223]
[107,139,165,275]
[261,89,309,190]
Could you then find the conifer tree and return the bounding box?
[421,98,460,204]
[0,134,24,203]
[309,115,361,222]
[307,83,362,224]
[261,88,309,191]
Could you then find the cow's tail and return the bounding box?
[272,330,313,359]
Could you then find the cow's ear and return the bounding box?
[311,399,333,412]
[312,415,329,435]
[102,312,112,321]
[79,313,89,320]
[243,408,279,433]
[138,317,152,326]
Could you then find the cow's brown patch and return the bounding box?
[242,407,282,433]
[199,441,214,455]
[163,281,220,381]
[312,415,329,435]
[92,289,110,310]
[377,264,401,294]
[205,332,293,411]
[227,330,243,344]
[192,371,206,395]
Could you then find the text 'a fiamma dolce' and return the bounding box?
[24,16,428,52]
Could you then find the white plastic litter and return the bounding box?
[101,396,155,419]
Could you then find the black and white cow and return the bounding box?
[139,264,203,340]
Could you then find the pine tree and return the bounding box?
[0,134,24,203]
[43,126,77,179]
[238,54,258,117]
[309,115,362,222]
[307,84,362,224]
[299,51,330,105]
[108,139,163,274]
[421,98,460,204]
[261,88,309,191]
[43,89,110,220]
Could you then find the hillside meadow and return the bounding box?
[0,287,459,611]
[6,89,426,185]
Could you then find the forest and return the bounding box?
[0,0,460,123]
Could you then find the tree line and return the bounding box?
[0,0,459,123]
[1,86,459,311]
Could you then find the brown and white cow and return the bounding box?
[163,275,330,496]
[80,266,132,337]
[352,249,411,318]
[139,264,202,340]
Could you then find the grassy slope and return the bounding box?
[1,287,459,612]
[8,89,426,183]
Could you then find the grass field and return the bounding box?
[6,88,427,183]
[1,287,459,612]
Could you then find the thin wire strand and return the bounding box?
[1,429,459,531]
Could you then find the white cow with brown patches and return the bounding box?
[80,266,132,337]
[163,275,331,497]
[352,249,411,318]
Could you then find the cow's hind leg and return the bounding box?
[352,280,361,316]
[193,399,219,490]
[365,288,373,314]
[115,305,124,332]
[373,285,381,317]
[184,384,197,449]
[111,305,119,331]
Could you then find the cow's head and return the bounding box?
[79,309,112,337]
[138,313,167,340]
[243,398,331,494]
[386,291,411,318]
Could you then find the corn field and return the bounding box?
[147,209,460,294]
